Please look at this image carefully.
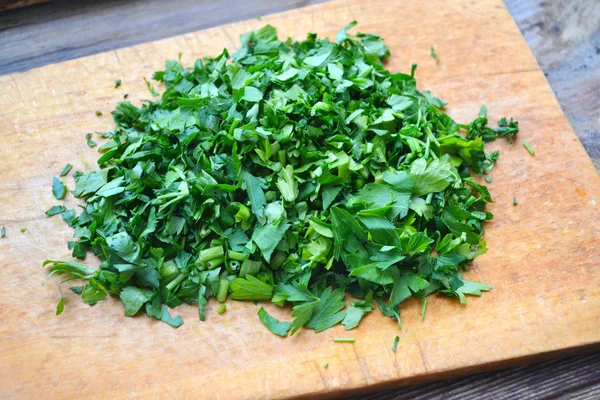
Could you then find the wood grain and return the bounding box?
[351,352,600,400]
[1,0,599,399]
[504,0,600,170]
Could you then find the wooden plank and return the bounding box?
[0,0,326,76]
[504,0,600,169]
[0,0,48,11]
[0,0,599,398]
[352,352,600,400]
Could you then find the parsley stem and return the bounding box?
[206,256,225,270]
[523,140,535,156]
[227,250,246,261]
[197,245,224,264]
[226,260,240,273]
[229,119,240,135]
[333,337,355,343]
[216,279,229,302]
[425,193,433,205]
[165,272,188,291]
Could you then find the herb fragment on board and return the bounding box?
[333,338,356,343]
[20,228,27,233]
[52,177,67,200]
[45,205,66,217]
[44,23,518,336]
[430,46,440,64]
[392,336,400,353]
[1,226,5,238]
[513,197,518,206]
[523,140,535,156]
[258,307,291,336]
[217,304,227,314]
[115,79,122,88]
[60,163,73,177]
[324,363,329,369]
[95,111,102,117]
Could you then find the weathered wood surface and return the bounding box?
[504,0,600,170]
[0,0,48,11]
[0,0,599,399]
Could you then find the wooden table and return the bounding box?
[1,1,598,398]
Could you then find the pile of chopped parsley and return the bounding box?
[45,22,518,335]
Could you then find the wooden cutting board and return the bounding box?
[1,0,599,398]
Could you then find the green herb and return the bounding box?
[333,337,355,343]
[115,79,122,88]
[421,298,427,320]
[324,363,329,369]
[392,335,399,352]
[1,226,5,238]
[430,46,440,64]
[484,176,492,183]
[258,307,291,336]
[70,286,84,294]
[144,77,159,96]
[44,23,517,334]
[124,94,129,99]
[95,110,103,117]
[20,228,27,233]
[217,304,227,314]
[59,163,73,177]
[523,140,535,155]
[513,196,518,205]
[85,133,96,147]
[56,297,65,315]
[45,205,66,217]
[52,177,67,200]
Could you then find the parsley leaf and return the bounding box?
[52,177,67,200]
[59,163,73,177]
[258,307,292,336]
[45,205,66,217]
[230,275,273,300]
[306,287,347,332]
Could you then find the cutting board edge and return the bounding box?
[302,342,600,400]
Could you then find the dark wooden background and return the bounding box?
[1,0,599,398]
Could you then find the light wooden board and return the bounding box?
[0,0,599,398]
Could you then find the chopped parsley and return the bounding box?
[45,205,66,217]
[333,338,356,343]
[115,79,122,88]
[430,46,440,64]
[52,177,66,200]
[60,163,73,177]
[523,140,535,155]
[392,336,400,352]
[44,23,518,336]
